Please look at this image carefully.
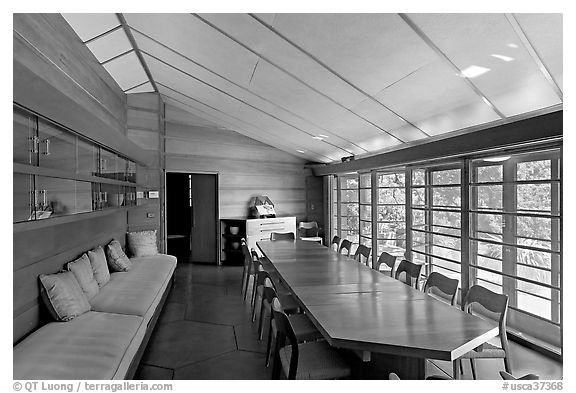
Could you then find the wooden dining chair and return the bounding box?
[298,222,322,244]
[330,236,341,251]
[263,288,323,366]
[353,244,371,266]
[241,241,257,300]
[394,260,424,290]
[499,371,539,380]
[423,271,459,306]
[374,251,396,276]
[271,299,351,380]
[270,232,295,241]
[256,279,300,340]
[338,239,352,257]
[252,268,298,324]
[459,285,511,380]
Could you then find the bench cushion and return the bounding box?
[13,311,143,380]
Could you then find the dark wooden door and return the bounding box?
[166,172,217,264]
[190,174,217,263]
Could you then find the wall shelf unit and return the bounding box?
[220,219,246,266]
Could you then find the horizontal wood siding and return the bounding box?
[164,107,312,221]
[126,94,164,251]
[12,14,138,343]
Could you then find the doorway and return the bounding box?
[166,172,218,264]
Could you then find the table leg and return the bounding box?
[452,360,460,380]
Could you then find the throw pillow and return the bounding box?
[127,230,159,257]
[66,253,99,300]
[39,271,91,322]
[106,239,132,272]
[87,246,110,288]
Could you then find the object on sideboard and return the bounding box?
[248,195,276,218]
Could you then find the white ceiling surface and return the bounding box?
[61,13,563,164]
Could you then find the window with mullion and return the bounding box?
[376,170,407,258]
[338,174,359,246]
[409,166,462,281]
[469,149,561,348]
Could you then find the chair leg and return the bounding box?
[252,291,261,322]
[265,320,273,367]
[452,360,460,380]
[504,356,512,374]
[251,279,258,306]
[258,304,266,339]
[271,343,281,379]
[470,359,477,380]
[243,274,251,301]
[459,359,464,375]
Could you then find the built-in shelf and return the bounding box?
[220,219,247,266]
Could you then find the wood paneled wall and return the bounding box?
[12,14,142,343]
[164,104,314,221]
[126,94,165,252]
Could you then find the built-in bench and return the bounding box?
[13,246,176,380]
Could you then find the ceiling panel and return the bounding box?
[123,13,259,88]
[86,28,132,63]
[514,13,563,91]
[159,87,333,163]
[270,13,438,97]
[62,13,120,41]
[145,54,244,116]
[408,13,561,117]
[198,13,367,108]
[351,98,428,142]
[134,31,247,99]
[375,59,500,135]
[125,82,154,94]
[102,51,148,91]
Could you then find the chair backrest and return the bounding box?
[271,301,299,379]
[499,371,539,380]
[374,252,396,276]
[270,232,295,241]
[353,245,371,265]
[423,272,459,306]
[330,236,341,251]
[394,260,423,289]
[389,372,400,380]
[339,239,352,257]
[298,221,319,237]
[464,285,510,354]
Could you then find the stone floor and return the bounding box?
[135,263,562,380]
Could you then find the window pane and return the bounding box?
[432,187,461,207]
[340,176,358,189]
[517,160,551,181]
[377,206,405,222]
[475,164,503,183]
[360,189,371,204]
[412,169,425,186]
[517,184,551,212]
[411,189,426,205]
[14,173,33,222]
[378,188,405,204]
[360,173,371,188]
[432,169,460,185]
[341,189,358,203]
[360,205,371,221]
[378,172,405,187]
[473,185,503,210]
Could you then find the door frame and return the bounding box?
[164,170,220,264]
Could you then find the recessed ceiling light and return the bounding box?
[319,134,330,138]
[460,65,491,78]
[312,136,324,140]
[491,54,514,62]
[507,43,519,48]
[484,156,511,162]
[297,150,306,153]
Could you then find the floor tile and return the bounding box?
[141,320,236,369]
[157,302,187,324]
[174,350,271,380]
[234,322,268,354]
[134,364,174,380]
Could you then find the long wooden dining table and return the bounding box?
[257,239,499,379]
